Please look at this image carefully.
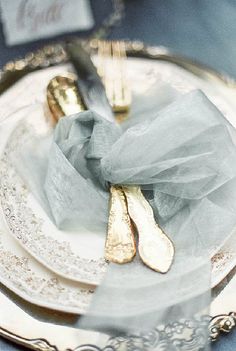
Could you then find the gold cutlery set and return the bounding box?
[47,41,174,273]
[106,183,175,273]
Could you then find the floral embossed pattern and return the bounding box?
[104,316,210,351]
[0,230,94,313]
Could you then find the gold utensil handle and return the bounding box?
[122,186,174,273]
[47,76,136,264]
[105,185,136,264]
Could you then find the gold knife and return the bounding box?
[47,75,136,265]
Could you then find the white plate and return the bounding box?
[0,58,236,287]
[0,186,231,317]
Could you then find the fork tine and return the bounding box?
[97,40,131,121]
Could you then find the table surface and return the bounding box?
[0,1,236,350]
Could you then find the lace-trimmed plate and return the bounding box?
[0,120,108,285]
[0,221,94,314]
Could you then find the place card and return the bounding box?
[0,0,94,45]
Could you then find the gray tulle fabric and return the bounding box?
[45,90,236,240]
[11,89,236,350]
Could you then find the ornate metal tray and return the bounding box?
[0,40,236,350]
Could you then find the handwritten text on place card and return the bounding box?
[0,0,94,45]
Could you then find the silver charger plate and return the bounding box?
[0,40,236,350]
